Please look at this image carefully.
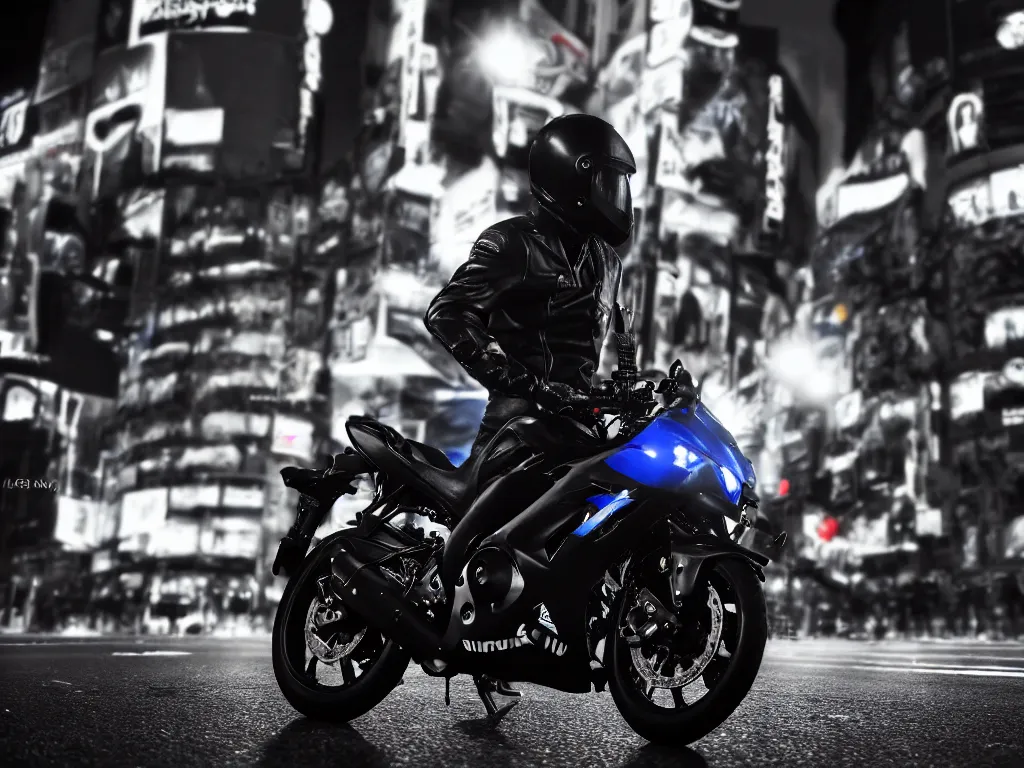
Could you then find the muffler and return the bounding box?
[330,541,446,662]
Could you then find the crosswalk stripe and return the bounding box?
[769,657,1024,672]
[766,660,1024,679]
[770,655,1024,667]
[110,651,193,657]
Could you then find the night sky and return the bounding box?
[0,0,843,178]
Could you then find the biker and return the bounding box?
[424,113,636,460]
[423,113,635,717]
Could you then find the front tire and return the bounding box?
[272,534,410,723]
[608,557,768,745]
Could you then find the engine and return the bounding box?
[392,507,452,544]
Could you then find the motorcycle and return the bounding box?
[270,306,782,745]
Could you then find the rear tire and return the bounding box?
[272,534,410,723]
[608,557,768,745]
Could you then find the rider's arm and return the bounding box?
[424,222,540,398]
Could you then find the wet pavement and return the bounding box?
[1,636,1022,767]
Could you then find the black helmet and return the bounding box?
[528,114,637,247]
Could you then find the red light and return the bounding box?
[817,516,839,542]
[778,478,790,497]
[593,408,601,414]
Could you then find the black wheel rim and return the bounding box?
[283,566,390,692]
[617,560,743,712]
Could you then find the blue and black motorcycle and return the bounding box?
[270,306,781,745]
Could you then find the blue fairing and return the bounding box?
[603,403,755,506]
[572,491,634,537]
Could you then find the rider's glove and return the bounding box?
[532,382,593,418]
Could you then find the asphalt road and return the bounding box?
[1,636,1023,768]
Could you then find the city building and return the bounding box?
[0,0,336,631]
[788,0,1024,626]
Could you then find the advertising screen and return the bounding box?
[35,0,101,104]
[657,32,775,255]
[96,0,134,52]
[162,32,301,179]
[54,495,102,551]
[118,486,169,538]
[0,88,38,161]
[81,37,168,201]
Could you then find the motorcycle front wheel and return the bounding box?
[272,533,410,723]
[607,556,768,745]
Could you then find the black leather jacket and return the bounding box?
[424,209,621,397]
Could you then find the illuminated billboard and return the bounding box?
[0,88,37,162]
[129,0,303,42]
[657,28,778,257]
[35,0,101,105]
[81,37,168,201]
[161,32,301,178]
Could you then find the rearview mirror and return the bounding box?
[669,359,683,380]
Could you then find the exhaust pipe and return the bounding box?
[330,542,446,661]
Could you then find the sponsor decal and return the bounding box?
[537,603,556,634]
[463,624,531,653]
[461,617,568,657]
[528,626,568,657]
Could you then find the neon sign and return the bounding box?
[139,0,257,30]
[763,74,787,233]
[298,0,331,159]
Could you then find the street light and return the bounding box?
[306,0,334,36]
[997,11,1024,50]
[477,26,539,88]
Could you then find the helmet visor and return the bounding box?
[593,167,632,216]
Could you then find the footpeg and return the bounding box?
[475,676,520,723]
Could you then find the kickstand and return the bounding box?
[474,676,521,724]
[445,677,451,707]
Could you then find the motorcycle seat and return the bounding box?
[382,430,490,516]
[347,416,520,517]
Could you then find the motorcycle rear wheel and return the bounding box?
[608,556,768,745]
[272,533,410,723]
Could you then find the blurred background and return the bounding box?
[0,0,1022,642]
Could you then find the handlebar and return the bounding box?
[582,367,698,424]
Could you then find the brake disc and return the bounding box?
[630,585,724,688]
[305,599,366,664]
